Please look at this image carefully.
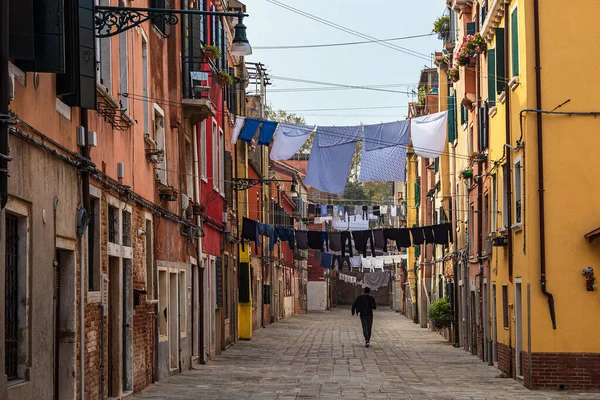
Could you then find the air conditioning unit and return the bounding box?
[181,194,190,211]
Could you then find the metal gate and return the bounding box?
[5,215,19,379]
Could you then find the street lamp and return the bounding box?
[231,17,253,56]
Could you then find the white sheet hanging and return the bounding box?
[231,116,245,145]
[269,124,316,160]
[410,111,448,159]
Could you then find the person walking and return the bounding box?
[351,287,377,347]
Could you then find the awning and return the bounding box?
[584,227,600,243]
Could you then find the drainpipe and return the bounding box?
[0,0,10,210]
[533,0,556,329]
[80,110,90,400]
[53,198,59,399]
[504,11,514,284]
[99,304,105,396]
[477,171,484,362]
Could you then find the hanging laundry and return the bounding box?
[296,230,308,250]
[372,258,385,271]
[327,205,334,216]
[445,222,454,243]
[305,134,358,195]
[308,231,329,252]
[316,125,363,147]
[241,217,259,250]
[231,116,245,144]
[384,228,412,250]
[320,205,328,216]
[258,223,277,251]
[423,226,435,244]
[350,255,362,271]
[432,224,450,245]
[321,252,333,269]
[347,207,355,217]
[363,271,390,290]
[269,123,315,160]
[352,230,376,258]
[308,204,315,214]
[257,120,279,146]
[364,120,411,151]
[373,206,381,217]
[359,144,408,183]
[391,206,397,217]
[411,111,448,158]
[410,227,425,245]
[238,118,262,143]
[361,257,374,272]
[373,229,386,250]
[276,227,296,250]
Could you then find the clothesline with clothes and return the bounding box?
[241,217,453,259]
[232,111,449,194]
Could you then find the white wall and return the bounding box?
[307,282,327,311]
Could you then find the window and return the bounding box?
[219,129,225,195]
[199,0,206,43]
[514,159,522,225]
[224,255,229,319]
[212,120,219,191]
[495,28,505,94]
[483,193,489,238]
[88,198,101,291]
[108,205,118,244]
[285,268,292,297]
[142,34,149,135]
[480,0,488,28]
[119,26,128,111]
[468,123,474,155]
[179,271,186,335]
[151,0,169,35]
[478,102,489,150]
[487,48,496,106]
[502,163,509,228]
[145,219,154,299]
[122,211,132,247]
[461,104,468,126]
[158,270,168,337]
[95,0,112,91]
[415,177,421,207]
[466,21,476,35]
[185,139,194,199]
[434,157,439,173]
[448,92,457,143]
[469,203,475,253]
[211,5,216,46]
[491,174,498,232]
[511,7,520,77]
[154,105,167,184]
[502,284,509,328]
[200,121,207,180]
[5,214,25,380]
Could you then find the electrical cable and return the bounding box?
[253,33,437,50]
[264,0,434,62]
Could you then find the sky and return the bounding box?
[243,0,445,126]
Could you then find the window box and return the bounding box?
[492,235,507,247]
[488,106,497,118]
[192,203,206,216]
[157,183,178,201]
[145,148,164,165]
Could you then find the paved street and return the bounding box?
[136,308,600,400]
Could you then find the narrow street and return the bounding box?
[135,309,600,400]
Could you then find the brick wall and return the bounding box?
[336,271,390,306]
[476,326,484,360]
[497,342,513,377]
[528,353,600,390]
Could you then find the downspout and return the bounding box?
[0,0,10,209]
[53,198,59,399]
[80,109,90,400]
[505,5,514,284]
[477,172,484,361]
[99,304,105,395]
[533,0,556,329]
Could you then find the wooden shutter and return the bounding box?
[487,49,496,107]
[8,0,34,60]
[191,14,202,70]
[448,94,456,143]
[211,6,216,46]
[495,28,505,94]
[466,22,476,36]
[151,0,166,34]
[221,19,227,70]
[57,0,96,109]
[511,8,520,77]
[224,151,233,206]
[199,0,205,43]
[478,104,489,150]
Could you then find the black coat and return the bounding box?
[352,294,377,317]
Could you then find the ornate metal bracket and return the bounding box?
[95,6,247,38]
[231,178,262,191]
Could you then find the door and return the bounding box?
[515,281,523,377]
[123,259,133,391]
[492,283,498,363]
[108,256,122,397]
[56,250,76,400]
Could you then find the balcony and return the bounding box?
[448,0,473,12]
[182,54,218,124]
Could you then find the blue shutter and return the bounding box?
[495,28,505,94]
[511,8,520,76]
[448,93,456,143]
[221,19,227,70]
[211,6,216,46]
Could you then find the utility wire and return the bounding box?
[253,33,437,50]
[264,0,433,62]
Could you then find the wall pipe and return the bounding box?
[0,0,10,209]
[99,303,105,397]
[503,4,514,285]
[533,0,556,330]
[53,198,60,399]
[80,109,90,400]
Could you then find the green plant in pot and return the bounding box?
[462,169,473,179]
[217,71,233,86]
[433,16,450,35]
[428,297,453,329]
[203,45,221,60]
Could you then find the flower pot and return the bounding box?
[462,169,473,179]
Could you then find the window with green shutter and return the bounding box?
[466,22,476,36]
[415,178,421,207]
[480,0,488,28]
[495,28,505,94]
[448,94,457,142]
[511,8,520,77]
[461,104,468,125]
[434,158,439,173]
[487,49,496,106]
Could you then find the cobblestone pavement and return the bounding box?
[136,308,600,400]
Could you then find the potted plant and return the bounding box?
[428,297,453,330]
[492,234,507,247]
[158,184,178,201]
[448,65,460,83]
[192,203,206,216]
[216,71,233,86]
[145,148,164,165]
[583,267,597,291]
[455,34,487,66]
[202,45,221,60]
[433,16,450,40]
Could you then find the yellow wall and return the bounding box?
[488,0,600,354]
